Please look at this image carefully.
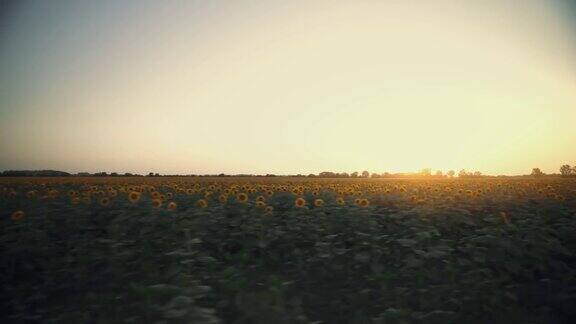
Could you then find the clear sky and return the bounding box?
[1,0,575,175]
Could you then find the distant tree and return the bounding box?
[420,168,432,176]
[458,169,468,178]
[531,168,544,178]
[361,171,370,178]
[435,170,443,177]
[308,173,316,178]
[473,171,482,177]
[560,164,573,177]
[1,170,71,177]
[447,170,455,178]
[351,172,359,178]
[148,172,154,177]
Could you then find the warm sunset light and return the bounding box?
[1,0,575,175]
[3,2,576,322]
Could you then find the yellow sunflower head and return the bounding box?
[128,191,141,203]
[314,198,324,207]
[11,210,25,221]
[196,199,208,208]
[99,197,111,207]
[152,198,162,208]
[167,201,177,211]
[236,192,248,203]
[295,197,306,208]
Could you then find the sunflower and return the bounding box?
[26,190,36,199]
[152,199,163,208]
[219,194,228,203]
[314,198,324,207]
[49,190,60,198]
[99,197,111,207]
[11,210,25,221]
[500,211,510,224]
[354,198,361,205]
[295,197,306,208]
[359,198,369,207]
[236,192,249,204]
[71,197,81,205]
[166,192,173,200]
[265,190,274,197]
[151,191,161,199]
[128,191,141,203]
[336,197,345,205]
[265,206,274,214]
[196,199,208,208]
[256,201,266,208]
[167,201,177,211]
[256,195,266,203]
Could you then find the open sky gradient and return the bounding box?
[1,0,575,175]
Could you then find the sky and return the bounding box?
[0,0,575,175]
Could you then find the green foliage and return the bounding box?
[1,178,576,323]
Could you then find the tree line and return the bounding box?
[2,165,575,177]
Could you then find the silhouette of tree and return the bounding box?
[560,164,572,177]
[447,170,455,177]
[361,171,370,178]
[531,168,544,177]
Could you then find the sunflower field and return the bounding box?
[1,177,576,323]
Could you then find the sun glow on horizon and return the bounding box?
[1,0,575,175]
